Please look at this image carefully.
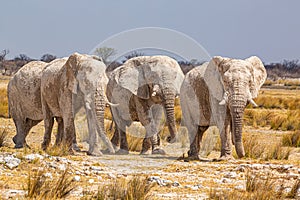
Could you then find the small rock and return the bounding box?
[44,172,53,179]
[74,176,81,182]
[224,172,238,179]
[58,164,66,171]
[24,154,44,161]
[89,179,94,184]
[75,171,81,175]
[4,155,21,169]
[172,181,180,187]
[90,166,103,172]
[108,173,116,179]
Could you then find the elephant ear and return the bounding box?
[203,56,227,102]
[65,52,81,94]
[245,56,267,98]
[115,60,149,99]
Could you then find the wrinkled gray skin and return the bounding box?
[7,61,59,148]
[107,56,184,154]
[180,56,267,160]
[41,53,115,156]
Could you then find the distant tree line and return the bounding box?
[0,50,56,76]
[265,60,300,80]
[1,48,299,80]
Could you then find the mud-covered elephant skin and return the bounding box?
[107,55,184,154]
[41,53,115,155]
[180,56,267,160]
[7,61,53,148]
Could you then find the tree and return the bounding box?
[94,47,117,64]
[14,54,32,62]
[124,51,144,61]
[0,49,9,61]
[40,54,56,62]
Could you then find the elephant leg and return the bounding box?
[54,117,63,146]
[188,125,208,159]
[219,118,233,160]
[13,118,39,148]
[117,127,129,155]
[111,124,120,151]
[62,114,76,154]
[140,104,165,155]
[42,116,54,151]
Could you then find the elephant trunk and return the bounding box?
[95,89,105,136]
[229,93,246,158]
[162,86,177,142]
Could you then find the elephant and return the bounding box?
[107,55,184,154]
[7,61,51,148]
[180,56,267,160]
[41,52,115,156]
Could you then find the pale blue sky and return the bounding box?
[1,0,299,63]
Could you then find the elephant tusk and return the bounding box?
[106,102,119,107]
[249,99,258,107]
[219,99,226,105]
[85,102,92,110]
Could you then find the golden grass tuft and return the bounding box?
[242,132,291,160]
[45,144,71,157]
[0,127,8,147]
[209,171,285,200]
[93,176,154,200]
[0,88,8,118]
[27,167,76,199]
[282,130,300,147]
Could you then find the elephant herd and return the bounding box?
[7,52,267,160]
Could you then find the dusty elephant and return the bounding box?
[41,53,115,155]
[7,61,53,148]
[180,56,267,160]
[107,55,184,154]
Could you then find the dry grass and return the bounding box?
[244,109,300,131]
[0,127,8,147]
[264,79,300,87]
[45,144,71,157]
[92,176,154,200]
[209,171,287,200]
[0,88,8,118]
[242,132,291,160]
[27,167,76,199]
[282,130,300,147]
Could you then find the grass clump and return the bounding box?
[209,171,285,200]
[242,133,291,160]
[0,88,8,118]
[45,144,71,157]
[93,176,154,200]
[0,127,8,147]
[27,167,76,199]
[282,130,300,147]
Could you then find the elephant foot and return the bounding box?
[166,135,176,143]
[187,154,200,161]
[87,149,103,157]
[116,149,129,155]
[13,136,28,148]
[140,149,152,155]
[152,148,166,155]
[72,143,81,152]
[215,154,235,161]
[101,148,115,155]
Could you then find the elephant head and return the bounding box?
[64,53,115,154]
[114,56,184,141]
[204,56,267,158]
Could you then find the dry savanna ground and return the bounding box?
[0,77,300,199]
